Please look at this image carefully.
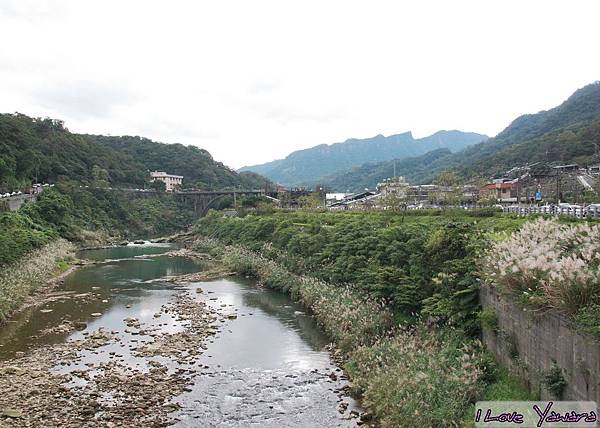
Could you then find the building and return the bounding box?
[150,171,183,192]
[328,191,379,210]
[377,176,409,198]
[479,181,516,203]
[326,193,352,204]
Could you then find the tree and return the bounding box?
[431,171,462,206]
[298,195,322,209]
[92,165,110,188]
[150,180,166,192]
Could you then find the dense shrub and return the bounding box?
[0,211,56,266]
[195,210,513,334]
[21,184,196,242]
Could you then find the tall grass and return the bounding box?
[0,239,75,322]
[348,328,486,427]
[481,218,600,316]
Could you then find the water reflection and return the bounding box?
[0,255,200,359]
[1,247,333,374]
[196,279,332,371]
[76,242,175,261]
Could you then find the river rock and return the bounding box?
[1,408,22,418]
[74,321,87,330]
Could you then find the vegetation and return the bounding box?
[0,210,57,266]
[240,130,487,187]
[0,113,269,192]
[193,210,535,424]
[542,362,568,399]
[204,238,488,426]
[347,329,486,426]
[196,209,524,334]
[0,239,75,322]
[0,183,199,267]
[216,243,393,352]
[481,218,600,322]
[21,184,197,243]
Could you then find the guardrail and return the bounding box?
[502,205,600,218]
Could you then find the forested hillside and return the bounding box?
[240,130,487,186]
[320,81,600,189]
[0,113,269,192]
[319,148,454,192]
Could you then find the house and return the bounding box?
[150,171,183,192]
[479,181,516,203]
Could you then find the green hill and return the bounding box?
[0,113,269,192]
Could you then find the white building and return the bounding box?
[150,171,183,192]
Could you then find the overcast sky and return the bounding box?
[1,1,599,169]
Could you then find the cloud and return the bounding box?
[0,0,63,20]
[29,80,140,120]
[0,0,599,170]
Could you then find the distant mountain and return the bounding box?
[0,113,270,191]
[318,149,454,192]
[319,81,600,190]
[239,130,488,186]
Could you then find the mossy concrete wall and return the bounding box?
[480,285,600,401]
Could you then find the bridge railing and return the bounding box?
[502,205,600,219]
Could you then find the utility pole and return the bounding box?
[556,169,561,203]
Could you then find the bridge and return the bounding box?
[175,190,266,215]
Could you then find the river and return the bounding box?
[0,243,359,427]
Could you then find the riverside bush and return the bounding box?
[207,240,490,424]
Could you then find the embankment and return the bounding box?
[481,285,600,402]
[0,238,76,323]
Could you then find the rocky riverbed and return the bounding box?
[0,244,367,427]
[0,289,220,427]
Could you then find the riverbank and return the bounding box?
[1,239,364,426]
[0,239,76,323]
[184,237,488,426]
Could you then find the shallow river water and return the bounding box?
[0,243,359,427]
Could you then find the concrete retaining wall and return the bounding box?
[0,194,38,212]
[480,285,600,401]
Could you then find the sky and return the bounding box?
[0,1,599,169]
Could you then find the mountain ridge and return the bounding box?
[317,81,600,191]
[240,129,488,186]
